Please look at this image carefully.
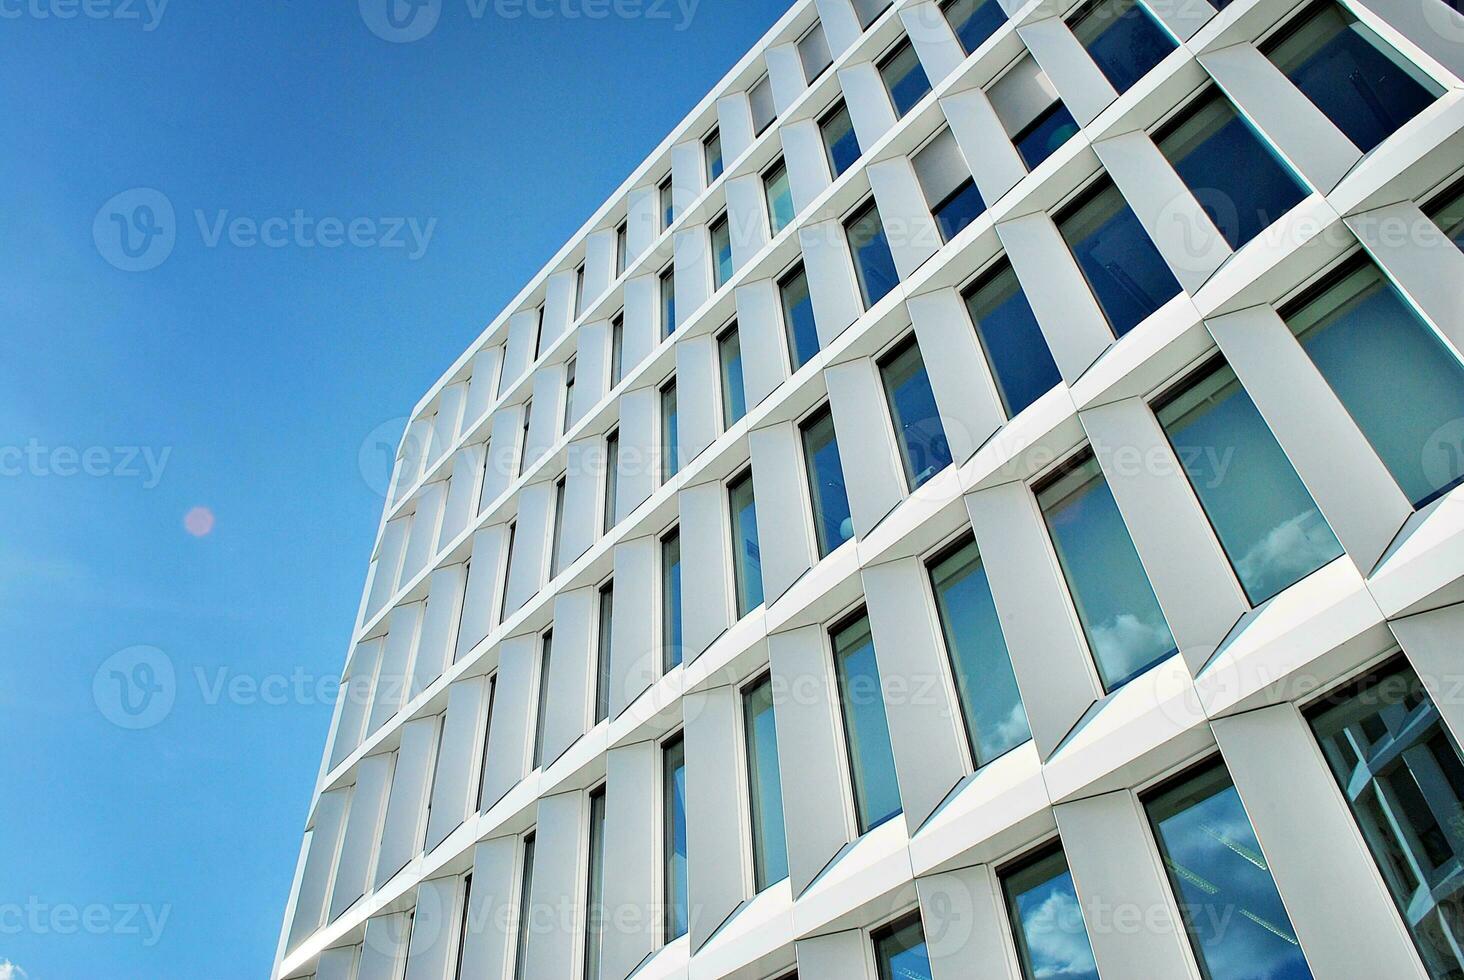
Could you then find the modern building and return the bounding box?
[274,0,1464,977]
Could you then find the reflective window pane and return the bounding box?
[609,315,624,388]
[1310,663,1464,979]
[765,160,796,236]
[1146,761,1313,980]
[874,914,932,980]
[854,0,891,28]
[662,529,682,670]
[513,833,536,980]
[1427,182,1464,250]
[550,475,566,578]
[1285,258,1464,507]
[660,267,677,336]
[781,264,821,370]
[661,176,675,230]
[1265,3,1442,154]
[1014,101,1080,171]
[800,21,833,83]
[880,337,953,491]
[1157,360,1343,604]
[1069,0,1176,94]
[821,102,863,178]
[661,380,679,482]
[964,259,1062,418]
[584,788,606,980]
[1156,88,1309,250]
[711,214,734,289]
[603,430,619,534]
[846,200,901,309]
[533,630,552,768]
[616,223,628,276]
[705,129,724,183]
[743,675,789,891]
[1003,846,1099,980]
[1037,453,1177,690]
[729,470,764,617]
[1058,178,1182,337]
[751,75,777,135]
[595,582,613,724]
[663,736,688,942]
[832,613,902,833]
[930,538,1031,766]
[719,326,747,428]
[933,179,986,242]
[880,39,932,119]
[944,0,1007,54]
[801,405,855,557]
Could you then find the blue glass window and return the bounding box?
[801,405,855,557]
[711,213,734,289]
[964,259,1062,418]
[1037,452,1177,690]
[1285,258,1464,507]
[832,612,902,833]
[880,39,932,119]
[874,914,932,980]
[1014,101,1080,171]
[1156,88,1309,250]
[729,469,764,617]
[1069,0,1176,95]
[944,0,1007,54]
[1427,181,1464,251]
[662,528,682,670]
[781,263,821,370]
[765,160,796,236]
[1310,662,1464,980]
[1003,846,1099,980]
[880,336,953,491]
[660,175,675,230]
[594,582,613,724]
[1157,360,1343,604]
[661,379,679,482]
[660,267,676,336]
[821,102,863,178]
[662,735,688,942]
[609,314,624,388]
[1146,761,1314,980]
[929,538,1031,766]
[719,325,747,428]
[705,128,724,183]
[933,179,986,242]
[846,200,901,309]
[742,674,788,891]
[1058,178,1182,337]
[1265,3,1442,154]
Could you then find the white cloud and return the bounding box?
[1235,512,1340,598]
[0,960,29,980]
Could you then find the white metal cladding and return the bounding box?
[276,0,1464,977]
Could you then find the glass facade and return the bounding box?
[832,612,903,833]
[801,404,855,557]
[603,429,619,534]
[513,833,536,980]
[1037,452,1177,690]
[821,102,862,179]
[1428,182,1464,250]
[661,379,679,483]
[663,735,688,942]
[550,475,566,578]
[660,267,677,337]
[1014,101,1080,171]
[780,264,820,371]
[1003,845,1099,980]
[595,582,613,724]
[662,528,682,671]
[742,674,789,891]
[705,128,723,183]
[609,314,624,388]
[1310,662,1464,979]
[1157,359,1343,604]
[846,200,900,310]
[729,469,764,617]
[1265,2,1442,154]
[929,538,1031,766]
[719,325,747,428]
[711,214,734,290]
[1156,88,1309,250]
[880,39,932,119]
[1285,258,1464,507]
[584,788,606,980]
[880,337,953,491]
[933,179,986,242]
[765,160,795,236]
[964,259,1062,418]
[1069,0,1176,94]
[944,0,1007,55]
[1145,760,1313,980]
[1058,178,1182,337]
[532,629,552,769]
[661,175,675,230]
[873,914,932,980]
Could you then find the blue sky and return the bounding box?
[0,2,791,976]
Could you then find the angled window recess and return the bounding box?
[915,128,984,242]
[1069,0,1176,95]
[801,404,854,557]
[879,39,932,120]
[944,0,1007,55]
